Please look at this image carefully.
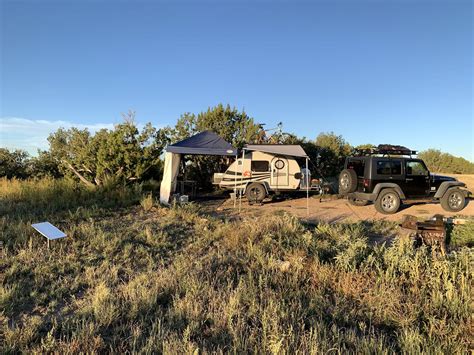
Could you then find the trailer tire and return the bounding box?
[246,183,267,204]
[339,169,358,194]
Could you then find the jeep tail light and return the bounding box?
[363,179,370,187]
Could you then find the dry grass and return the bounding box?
[443,174,474,194]
[1,178,473,353]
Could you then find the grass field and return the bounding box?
[1,178,473,353]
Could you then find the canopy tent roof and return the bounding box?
[166,131,237,156]
[244,144,308,158]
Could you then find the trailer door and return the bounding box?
[271,157,289,188]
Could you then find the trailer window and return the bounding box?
[251,161,269,172]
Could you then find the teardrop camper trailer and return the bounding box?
[213,145,315,203]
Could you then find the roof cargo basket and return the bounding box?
[355,144,417,156]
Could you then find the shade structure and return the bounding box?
[166,130,237,156]
[159,152,181,205]
[244,144,308,158]
[160,131,237,205]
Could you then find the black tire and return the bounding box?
[339,169,358,194]
[348,198,369,206]
[375,188,401,214]
[246,183,267,204]
[440,188,466,212]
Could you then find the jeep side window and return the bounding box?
[391,160,402,175]
[376,160,402,175]
[406,161,428,176]
[376,160,391,175]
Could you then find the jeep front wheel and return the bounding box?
[375,189,400,214]
[440,189,466,212]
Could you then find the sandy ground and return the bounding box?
[199,174,474,224]
[209,196,474,224]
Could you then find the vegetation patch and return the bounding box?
[1,179,472,353]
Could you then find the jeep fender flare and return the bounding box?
[373,183,406,200]
[434,181,468,199]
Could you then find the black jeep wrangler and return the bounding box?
[338,145,471,214]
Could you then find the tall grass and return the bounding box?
[1,178,472,352]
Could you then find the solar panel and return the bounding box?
[31,222,67,240]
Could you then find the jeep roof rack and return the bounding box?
[355,144,417,157]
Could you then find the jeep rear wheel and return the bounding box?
[339,169,358,194]
[375,189,400,214]
[246,183,267,204]
[440,189,466,212]
[348,198,369,206]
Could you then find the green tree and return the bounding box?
[0,148,29,179]
[48,111,168,186]
[28,150,62,178]
[313,132,352,177]
[419,149,474,174]
[170,104,262,147]
[169,104,264,188]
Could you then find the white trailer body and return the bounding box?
[214,150,306,194]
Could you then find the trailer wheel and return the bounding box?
[246,183,266,204]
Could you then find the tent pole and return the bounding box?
[239,149,245,213]
[306,157,309,217]
[234,153,237,208]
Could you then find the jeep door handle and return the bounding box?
[406,178,413,181]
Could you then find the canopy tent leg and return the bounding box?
[233,153,238,208]
[306,157,309,216]
[239,149,245,213]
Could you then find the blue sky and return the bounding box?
[1,0,472,160]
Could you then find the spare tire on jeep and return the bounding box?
[339,169,358,194]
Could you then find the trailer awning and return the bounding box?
[244,144,308,158]
[166,130,237,156]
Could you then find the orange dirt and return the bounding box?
[201,174,474,223]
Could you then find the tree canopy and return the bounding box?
[47,112,168,186]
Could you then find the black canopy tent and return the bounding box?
[160,131,237,205]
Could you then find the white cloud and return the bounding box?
[0,117,115,155]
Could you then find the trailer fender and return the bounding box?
[434,181,467,199]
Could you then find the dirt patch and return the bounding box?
[203,195,474,224]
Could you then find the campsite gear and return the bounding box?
[400,215,447,255]
[32,222,67,248]
[160,131,237,205]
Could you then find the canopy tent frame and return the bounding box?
[160,131,237,205]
